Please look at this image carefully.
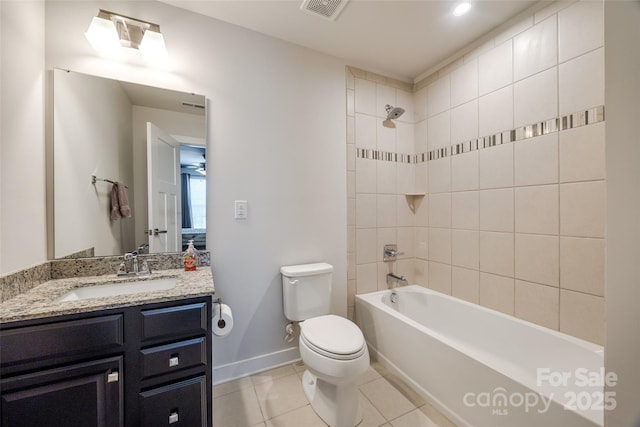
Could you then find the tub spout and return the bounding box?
[387,272,408,288]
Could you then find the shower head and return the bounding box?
[385,104,405,120]
[383,104,405,128]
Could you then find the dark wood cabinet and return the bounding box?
[1,356,123,427]
[0,296,212,427]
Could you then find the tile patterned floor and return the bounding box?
[213,360,458,427]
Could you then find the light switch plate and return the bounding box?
[235,200,248,219]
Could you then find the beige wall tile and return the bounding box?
[427,75,451,117]
[397,163,415,194]
[427,110,451,151]
[452,266,480,303]
[515,280,559,330]
[560,289,605,345]
[479,39,512,96]
[356,158,377,193]
[452,229,479,269]
[429,261,452,295]
[428,158,451,194]
[356,193,377,228]
[479,231,514,277]
[452,191,479,230]
[356,228,377,264]
[479,86,514,138]
[559,122,605,183]
[451,59,478,107]
[413,258,429,285]
[480,188,514,232]
[514,67,558,128]
[558,0,604,62]
[513,16,557,80]
[515,234,559,286]
[414,227,428,260]
[397,227,415,259]
[356,113,377,149]
[451,100,479,144]
[515,184,559,235]
[560,237,605,296]
[560,181,605,238]
[355,78,377,115]
[377,194,397,228]
[479,143,514,189]
[451,151,479,192]
[356,263,378,294]
[429,227,451,264]
[480,272,515,315]
[514,133,559,186]
[377,161,397,195]
[429,193,452,228]
[559,47,605,116]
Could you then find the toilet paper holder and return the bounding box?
[213,297,225,329]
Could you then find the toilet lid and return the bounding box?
[300,315,365,358]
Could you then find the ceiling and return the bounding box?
[118,80,206,116]
[162,0,542,82]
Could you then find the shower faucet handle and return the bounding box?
[383,244,404,262]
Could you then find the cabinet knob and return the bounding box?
[169,356,180,367]
[169,412,179,424]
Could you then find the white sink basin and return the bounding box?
[55,277,177,303]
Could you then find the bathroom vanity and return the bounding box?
[0,269,214,427]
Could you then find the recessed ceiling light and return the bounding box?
[453,2,471,16]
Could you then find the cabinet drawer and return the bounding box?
[139,376,207,427]
[140,337,206,379]
[0,315,123,366]
[1,356,123,427]
[140,303,207,342]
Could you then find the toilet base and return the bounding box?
[302,370,363,427]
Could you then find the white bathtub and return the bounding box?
[355,285,605,427]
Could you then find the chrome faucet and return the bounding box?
[123,252,139,274]
[383,244,405,262]
[386,272,408,288]
[117,251,153,276]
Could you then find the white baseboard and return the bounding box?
[213,347,301,385]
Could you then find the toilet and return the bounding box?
[281,262,369,427]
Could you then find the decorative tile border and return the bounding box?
[356,105,605,164]
[356,148,413,164]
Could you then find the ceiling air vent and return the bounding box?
[300,0,350,21]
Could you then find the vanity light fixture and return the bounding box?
[85,9,168,63]
[452,2,472,16]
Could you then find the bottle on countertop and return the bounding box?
[183,240,198,271]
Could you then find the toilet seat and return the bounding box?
[300,315,366,361]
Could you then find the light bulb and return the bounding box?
[85,16,120,53]
[139,30,168,65]
[453,2,472,17]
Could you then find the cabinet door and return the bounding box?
[1,356,123,427]
[139,376,207,427]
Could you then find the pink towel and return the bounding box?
[110,182,131,220]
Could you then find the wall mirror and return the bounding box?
[53,69,207,259]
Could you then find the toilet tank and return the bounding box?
[281,263,333,322]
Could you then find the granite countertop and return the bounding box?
[0,268,215,324]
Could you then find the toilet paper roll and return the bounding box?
[212,303,234,337]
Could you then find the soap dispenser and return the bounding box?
[183,240,198,271]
